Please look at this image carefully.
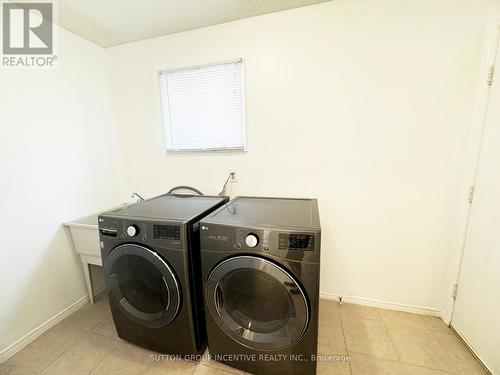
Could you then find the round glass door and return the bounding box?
[206,256,309,350]
[104,244,181,328]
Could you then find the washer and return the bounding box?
[200,196,321,374]
[98,194,228,355]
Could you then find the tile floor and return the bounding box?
[0,296,488,375]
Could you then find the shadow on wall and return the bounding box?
[88,265,105,297]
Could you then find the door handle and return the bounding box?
[162,276,171,311]
[215,284,223,316]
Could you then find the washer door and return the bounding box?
[104,244,181,328]
[206,256,309,351]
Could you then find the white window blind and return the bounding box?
[159,59,246,152]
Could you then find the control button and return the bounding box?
[263,244,270,252]
[127,225,138,237]
[235,242,242,249]
[245,234,259,248]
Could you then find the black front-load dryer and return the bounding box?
[98,194,228,355]
[200,196,321,375]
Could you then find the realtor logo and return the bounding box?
[1,2,56,68]
[2,2,53,54]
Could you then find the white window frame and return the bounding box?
[158,58,246,153]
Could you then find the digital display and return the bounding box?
[153,225,180,240]
[279,233,314,251]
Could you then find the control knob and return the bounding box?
[127,225,139,237]
[245,234,259,248]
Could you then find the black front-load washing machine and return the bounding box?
[98,194,228,355]
[200,196,321,375]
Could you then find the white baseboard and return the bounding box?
[320,291,443,317]
[0,295,89,364]
[450,325,493,375]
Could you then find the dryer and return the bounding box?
[200,196,321,374]
[98,194,228,355]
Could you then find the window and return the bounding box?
[159,59,246,152]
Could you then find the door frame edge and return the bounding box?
[442,19,500,326]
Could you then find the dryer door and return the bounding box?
[104,244,181,328]
[206,255,309,351]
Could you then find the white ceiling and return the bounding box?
[38,0,330,47]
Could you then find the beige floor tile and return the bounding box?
[54,304,91,329]
[318,316,346,352]
[453,357,488,375]
[349,352,404,375]
[385,323,456,373]
[379,309,428,329]
[402,364,450,375]
[339,303,382,321]
[194,364,241,374]
[96,341,198,375]
[143,360,198,375]
[428,330,487,374]
[319,299,341,320]
[89,350,149,375]
[89,339,164,375]
[317,341,348,358]
[199,349,245,374]
[342,317,398,360]
[56,302,106,333]
[89,317,119,340]
[432,329,476,363]
[72,299,113,331]
[40,330,115,375]
[3,296,485,375]
[0,326,82,374]
[0,361,38,375]
[316,361,351,375]
[315,349,351,364]
[419,315,448,332]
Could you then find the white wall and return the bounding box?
[107,0,489,313]
[0,27,124,353]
